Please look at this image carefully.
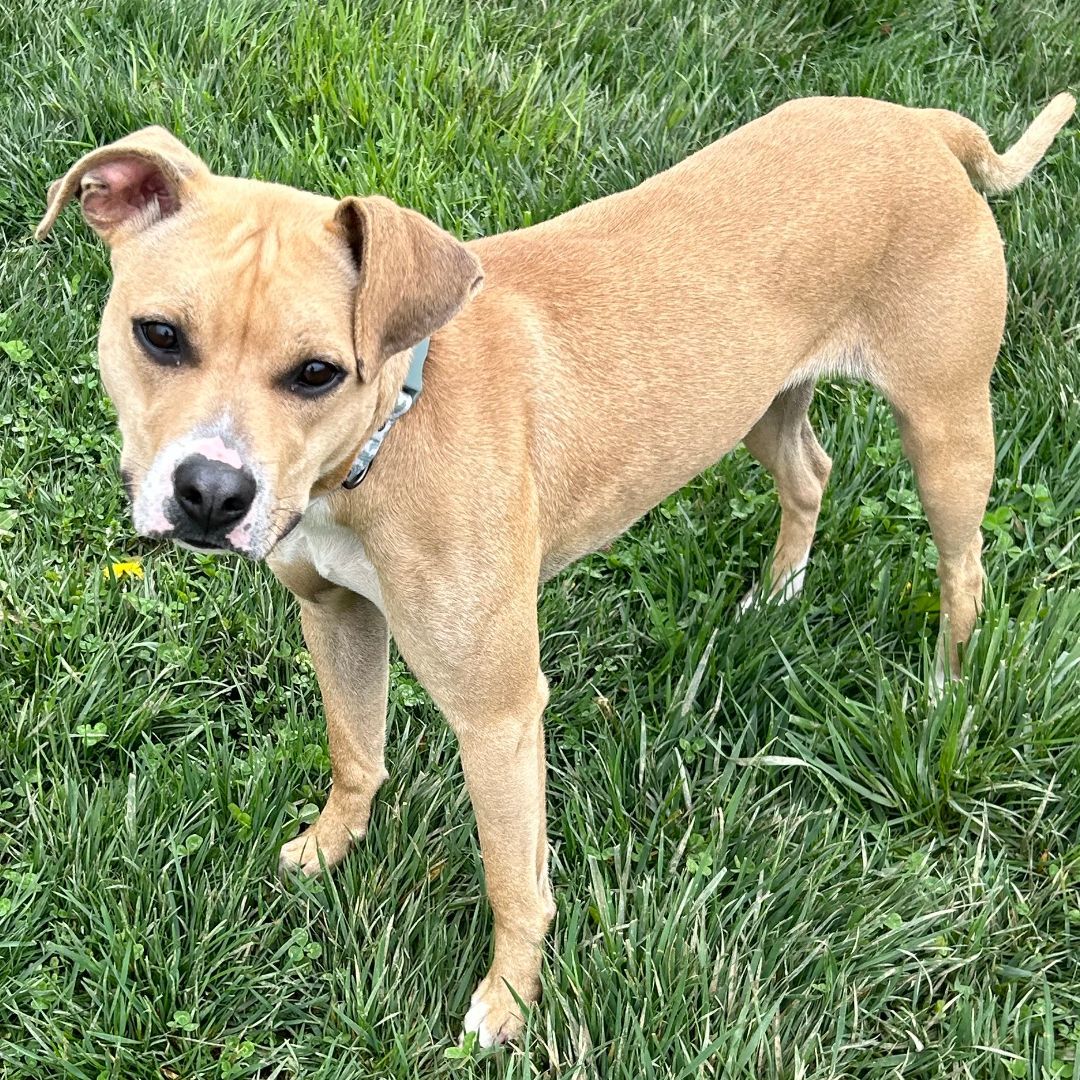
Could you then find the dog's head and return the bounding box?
[37,127,482,558]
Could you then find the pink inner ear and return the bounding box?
[82,157,179,230]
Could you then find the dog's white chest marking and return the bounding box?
[279,500,385,610]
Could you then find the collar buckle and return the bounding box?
[342,338,430,490]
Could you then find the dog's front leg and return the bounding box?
[455,671,554,1046]
[391,583,554,1047]
[278,590,389,876]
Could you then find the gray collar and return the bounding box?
[342,338,430,489]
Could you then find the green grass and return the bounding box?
[1,0,1079,1076]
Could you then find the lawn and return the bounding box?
[1,0,1079,1076]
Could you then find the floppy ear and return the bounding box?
[332,195,484,380]
[35,126,210,243]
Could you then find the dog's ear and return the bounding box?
[35,126,210,243]
[331,195,484,380]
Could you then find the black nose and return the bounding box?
[171,455,256,534]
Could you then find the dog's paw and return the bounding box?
[277,811,365,877]
[737,584,762,615]
[461,975,529,1048]
[737,551,810,615]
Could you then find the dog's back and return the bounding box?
[461,96,1072,573]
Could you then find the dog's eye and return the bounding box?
[135,320,182,357]
[291,360,344,394]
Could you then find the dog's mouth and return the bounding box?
[175,536,229,553]
[168,509,303,560]
[172,533,245,557]
[269,510,303,550]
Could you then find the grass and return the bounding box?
[1,0,1079,1076]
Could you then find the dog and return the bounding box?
[37,91,1074,1045]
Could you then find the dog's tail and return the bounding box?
[926,92,1074,195]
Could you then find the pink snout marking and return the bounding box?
[227,518,255,552]
[187,436,244,470]
[144,507,172,534]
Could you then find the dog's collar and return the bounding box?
[342,338,429,489]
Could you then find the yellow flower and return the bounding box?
[105,559,144,581]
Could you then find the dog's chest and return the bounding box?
[278,501,384,610]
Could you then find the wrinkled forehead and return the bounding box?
[110,178,357,344]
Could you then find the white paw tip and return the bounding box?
[738,550,810,613]
[462,1000,495,1047]
[777,562,808,602]
[930,660,948,700]
[737,588,759,615]
[278,841,322,878]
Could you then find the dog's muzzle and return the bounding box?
[130,425,274,557]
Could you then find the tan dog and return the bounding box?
[37,92,1074,1045]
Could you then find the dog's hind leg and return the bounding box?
[739,379,832,611]
[875,213,1004,683]
[889,381,995,683]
